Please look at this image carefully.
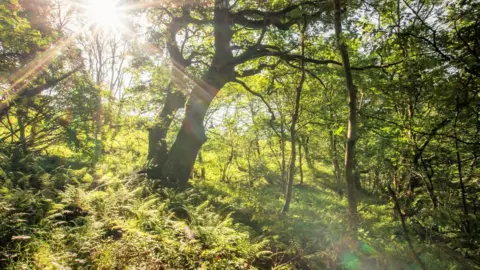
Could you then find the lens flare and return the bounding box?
[85,0,122,31]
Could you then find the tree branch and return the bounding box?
[233,79,276,122]
[231,2,323,30]
[0,65,82,119]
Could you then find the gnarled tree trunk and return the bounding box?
[161,69,230,189]
[160,0,236,190]
[146,14,193,179]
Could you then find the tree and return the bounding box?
[282,17,306,213]
[333,0,358,217]
[0,0,81,120]
[149,0,332,189]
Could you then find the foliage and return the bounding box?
[1,0,480,269]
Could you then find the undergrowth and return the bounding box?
[0,149,271,269]
[0,148,474,269]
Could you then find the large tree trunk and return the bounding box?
[147,82,186,179]
[146,10,194,179]
[161,68,230,189]
[155,0,234,189]
[333,0,358,217]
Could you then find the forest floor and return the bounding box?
[0,153,465,269]
[194,164,463,269]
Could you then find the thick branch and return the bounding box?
[232,46,341,67]
[231,2,323,30]
[232,46,402,71]
[236,62,279,77]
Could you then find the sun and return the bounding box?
[85,0,123,31]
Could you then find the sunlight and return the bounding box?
[85,0,123,31]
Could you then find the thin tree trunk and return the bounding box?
[221,145,234,182]
[420,157,438,209]
[333,0,358,217]
[329,124,341,183]
[301,136,316,180]
[93,33,104,163]
[268,139,283,179]
[298,138,304,185]
[248,99,261,156]
[94,87,102,163]
[467,156,477,224]
[280,115,286,184]
[16,100,28,153]
[454,97,469,232]
[282,21,306,213]
[388,186,427,270]
[198,150,206,180]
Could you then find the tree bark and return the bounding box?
[333,0,358,217]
